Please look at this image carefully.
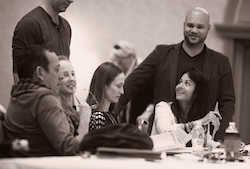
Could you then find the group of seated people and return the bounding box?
[0,44,222,157]
[0,45,127,157]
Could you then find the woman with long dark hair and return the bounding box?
[151,68,221,144]
[86,62,125,132]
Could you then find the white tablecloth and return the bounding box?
[0,152,249,169]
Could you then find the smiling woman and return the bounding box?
[151,68,222,148]
[58,55,91,140]
[58,56,77,95]
[175,73,196,103]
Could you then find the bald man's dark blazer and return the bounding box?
[118,42,235,141]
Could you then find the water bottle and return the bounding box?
[224,122,241,161]
[191,121,205,158]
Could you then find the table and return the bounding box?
[0,151,249,169]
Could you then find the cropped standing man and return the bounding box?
[110,40,154,125]
[12,0,74,84]
[117,7,235,142]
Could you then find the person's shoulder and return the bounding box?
[21,7,42,19]
[37,95,62,116]
[36,87,55,97]
[91,111,105,119]
[17,7,44,26]
[154,42,181,53]
[92,111,105,115]
[36,88,61,107]
[59,15,71,28]
[206,47,229,60]
[156,101,172,107]
[59,15,70,24]
[155,43,180,49]
[28,7,42,14]
[32,88,62,117]
[156,42,180,48]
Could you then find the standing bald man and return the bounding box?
[12,0,74,84]
[117,7,235,142]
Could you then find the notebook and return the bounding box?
[96,147,164,160]
[150,127,191,152]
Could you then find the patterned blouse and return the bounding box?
[89,111,118,132]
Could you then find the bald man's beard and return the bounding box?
[184,33,207,47]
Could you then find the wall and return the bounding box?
[0,0,229,108]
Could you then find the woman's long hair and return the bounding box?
[58,55,80,136]
[86,62,123,111]
[171,68,209,122]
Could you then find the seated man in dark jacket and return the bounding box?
[4,45,81,157]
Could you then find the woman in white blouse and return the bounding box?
[151,68,221,146]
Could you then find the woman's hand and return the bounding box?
[76,102,92,140]
[201,111,222,126]
[78,101,91,122]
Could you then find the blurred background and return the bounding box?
[0,0,249,143]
